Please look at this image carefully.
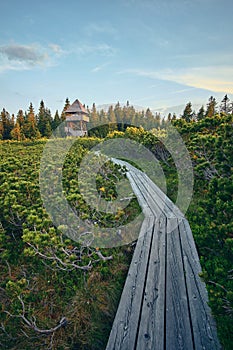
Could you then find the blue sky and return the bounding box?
[0,0,233,116]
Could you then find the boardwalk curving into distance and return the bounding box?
[106,159,221,350]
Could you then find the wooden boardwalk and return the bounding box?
[106,159,221,350]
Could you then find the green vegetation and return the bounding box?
[0,138,139,349]
[0,95,232,349]
[174,114,233,350]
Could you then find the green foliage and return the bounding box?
[172,113,233,349]
[0,96,233,348]
[0,137,140,349]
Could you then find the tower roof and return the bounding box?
[65,99,88,114]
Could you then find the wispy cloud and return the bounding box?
[121,66,233,94]
[48,43,64,55]
[84,22,118,38]
[0,41,117,73]
[161,67,233,93]
[74,43,116,56]
[171,87,196,94]
[91,62,110,73]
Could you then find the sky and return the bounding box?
[0,0,233,116]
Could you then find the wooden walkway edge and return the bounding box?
[106,159,221,350]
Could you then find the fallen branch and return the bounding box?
[5,295,67,335]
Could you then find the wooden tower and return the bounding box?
[64,99,89,136]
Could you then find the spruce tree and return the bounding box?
[206,96,217,118]
[108,105,117,132]
[52,110,61,130]
[11,121,22,140]
[197,106,205,121]
[0,120,3,139]
[181,102,194,122]
[172,113,177,121]
[114,102,123,127]
[37,100,53,136]
[23,103,41,139]
[220,94,230,114]
[0,108,14,139]
[44,121,52,137]
[16,109,25,127]
[61,98,70,121]
[90,103,99,126]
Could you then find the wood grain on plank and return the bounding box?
[136,217,166,350]
[179,219,221,350]
[107,158,220,350]
[106,216,154,350]
[166,217,194,350]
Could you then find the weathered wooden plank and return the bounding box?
[129,171,164,218]
[179,219,221,350]
[145,173,184,219]
[136,171,180,220]
[136,217,166,350]
[112,158,164,217]
[106,216,155,350]
[135,171,173,218]
[126,171,153,217]
[166,217,194,350]
[107,158,220,350]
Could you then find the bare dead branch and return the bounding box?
[5,296,67,336]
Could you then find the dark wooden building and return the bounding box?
[64,99,89,136]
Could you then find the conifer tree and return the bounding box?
[144,108,153,129]
[206,96,217,118]
[108,105,117,132]
[16,109,25,127]
[220,94,230,114]
[44,121,52,137]
[0,120,3,139]
[114,102,123,127]
[52,110,61,130]
[11,121,22,140]
[90,103,99,126]
[197,106,205,121]
[61,98,70,121]
[172,113,177,121]
[181,102,194,122]
[37,100,53,137]
[23,103,41,139]
[154,113,161,127]
[0,108,14,139]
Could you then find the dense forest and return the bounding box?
[0,95,232,349]
[1,94,233,140]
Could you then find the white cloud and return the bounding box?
[0,43,58,73]
[0,44,47,64]
[0,41,116,73]
[122,66,233,94]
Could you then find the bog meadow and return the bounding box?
[0,96,232,349]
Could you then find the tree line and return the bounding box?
[0,95,232,140]
[180,95,233,122]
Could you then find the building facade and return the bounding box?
[64,99,89,136]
